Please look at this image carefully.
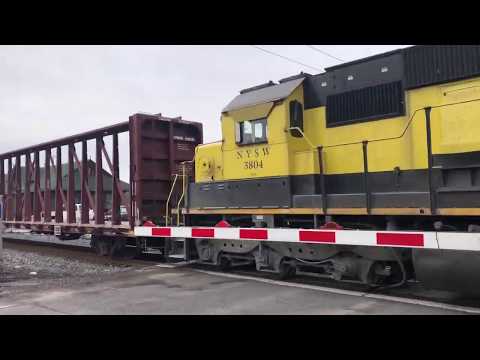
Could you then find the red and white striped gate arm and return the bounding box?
[134,226,480,252]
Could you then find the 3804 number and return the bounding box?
[244,160,263,170]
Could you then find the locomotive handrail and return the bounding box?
[176,162,191,226]
[290,97,480,216]
[286,127,316,149]
[321,97,480,149]
[165,174,179,226]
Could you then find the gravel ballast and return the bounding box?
[1,249,129,279]
[0,248,134,297]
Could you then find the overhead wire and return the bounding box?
[250,45,323,72]
[306,45,345,62]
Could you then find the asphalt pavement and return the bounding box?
[0,265,470,315]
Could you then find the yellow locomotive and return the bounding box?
[189,45,480,228]
[180,45,480,292]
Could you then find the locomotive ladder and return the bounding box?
[163,163,192,260]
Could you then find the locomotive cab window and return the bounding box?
[236,118,267,145]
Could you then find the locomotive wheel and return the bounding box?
[218,255,232,271]
[278,261,296,280]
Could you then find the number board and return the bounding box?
[235,146,271,174]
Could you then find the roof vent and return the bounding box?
[278,72,311,83]
[240,81,276,94]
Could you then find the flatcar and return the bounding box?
[175,45,480,294]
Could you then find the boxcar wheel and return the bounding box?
[110,238,127,259]
[92,238,112,257]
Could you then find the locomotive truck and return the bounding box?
[3,45,480,295]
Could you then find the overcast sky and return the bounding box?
[0,45,409,180]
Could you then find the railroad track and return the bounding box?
[3,233,480,313]
[2,234,162,268]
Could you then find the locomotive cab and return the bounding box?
[191,76,319,209]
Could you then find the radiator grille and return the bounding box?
[326,81,405,127]
[404,45,480,89]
